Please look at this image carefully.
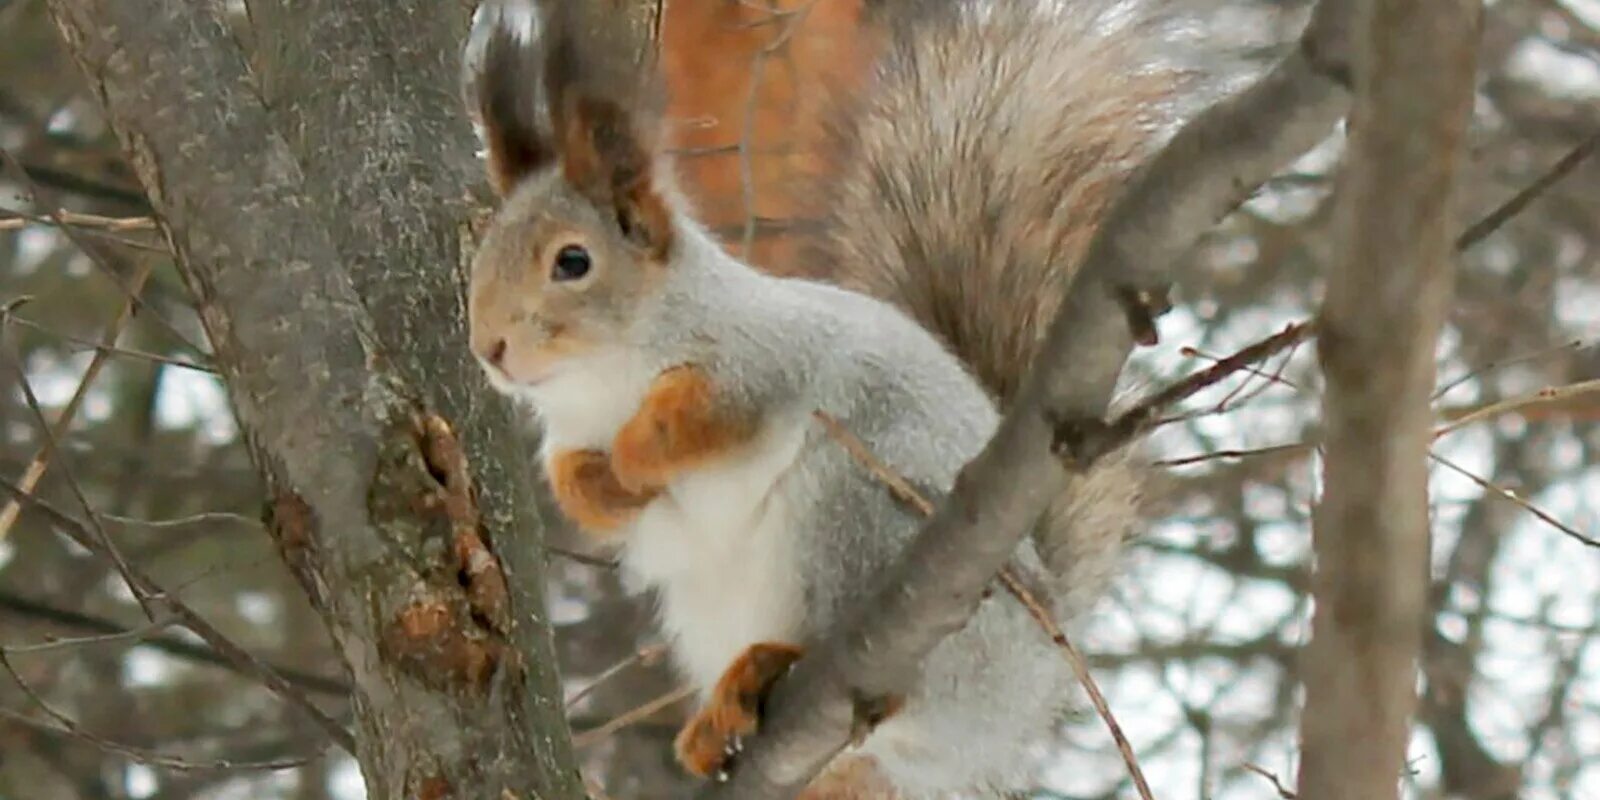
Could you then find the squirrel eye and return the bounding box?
[551,244,592,282]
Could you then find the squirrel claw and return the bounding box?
[674,705,756,778]
[674,641,804,779]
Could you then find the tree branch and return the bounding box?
[0,587,349,698]
[43,1,587,797]
[1295,0,1480,797]
[701,0,1356,795]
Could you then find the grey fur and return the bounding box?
[466,0,1173,795]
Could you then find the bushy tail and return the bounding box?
[815,0,1183,405]
[813,0,1185,611]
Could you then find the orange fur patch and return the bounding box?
[610,364,758,494]
[675,641,806,778]
[547,448,659,534]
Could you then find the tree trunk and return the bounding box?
[1297,0,1480,797]
[45,2,590,797]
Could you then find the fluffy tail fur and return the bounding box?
[812,0,1183,611]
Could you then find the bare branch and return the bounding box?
[0,478,355,752]
[1430,453,1599,549]
[571,686,696,749]
[43,0,590,793]
[1243,763,1299,799]
[0,209,157,232]
[1296,0,1480,797]
[994,570,1155,800]
[813,412,1154,792]
[1433,378,1600,438]
[0,146,209,356]
[1454,127,1600,251]
[3,314,216,372]
[565,643,670,709]
[0,258,155,543]
[0,652,321,772]
[0,586,349,696]
[0,337,162,621]
[702,0,1355,792]
[811,321,1324,800]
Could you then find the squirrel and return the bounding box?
[464,0,1174,796]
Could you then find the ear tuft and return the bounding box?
[468,0,674,259]
[472,11,554,196]
[545,20,674,261]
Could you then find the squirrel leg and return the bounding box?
[675,641,805,778]
[611,364,758,493]
[547,448,659,533]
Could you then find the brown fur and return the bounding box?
[675,641,806,777]
[553,93,675,261]
[810,1,1183,406]
[475,22,553,195]
[610,364,761,494]
[546,448,659,534]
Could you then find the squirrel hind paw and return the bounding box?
[674,707,756,778]
[675,641,805,778]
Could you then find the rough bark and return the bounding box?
[1296,0,1480,798]
[44,2,587,797]
[705,0,1358,795]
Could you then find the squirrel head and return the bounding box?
[466,4,673,395]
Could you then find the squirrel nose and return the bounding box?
[479,337,508,369]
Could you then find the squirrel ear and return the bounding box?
[554,94,673,261]
[474,19,555,197]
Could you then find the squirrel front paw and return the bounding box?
[547,448,659,533]
[611,364,757,494]
[675,641,805,778]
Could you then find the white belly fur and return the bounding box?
[528,353,809,692]
[621,416,809,690]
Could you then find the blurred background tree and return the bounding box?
[1,0,1597,797]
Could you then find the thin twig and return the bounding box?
[1242,763,1298,799]
[812,410,1155,800]
[0,651,318,772]
[995,569,1157,800]
[3,615,177,654]
[0,586,348,696]
[1104,322,1316,452]
[0,336,163,622]
[0,206,167,253]
[6,314,216,373]
[0,209,157,231]
[1156,334,1306,427]
[583,775,617,800]
[1180,343,1303,393]
[811,411,935,517]
[1454,127,1600,251]
[1429,452,1599,548]
[0,258,156,543]
[1154,442,1314,469]
[570,685,696,749]
[99,511,262,531]
[0,145,209,356]
[1433,378,1600,439]
[0,479,357,752]
[565,643,670,709]
[1431,338,1586,400]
